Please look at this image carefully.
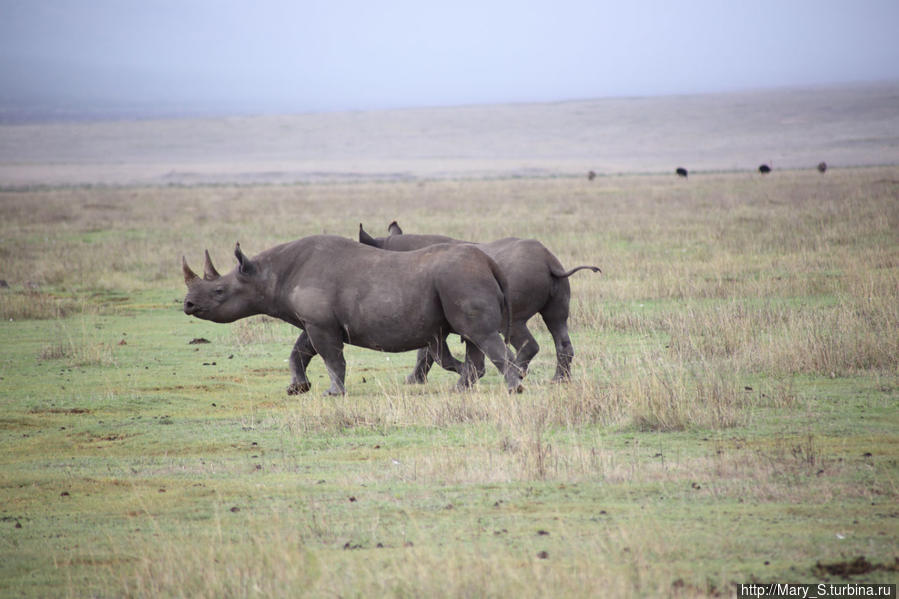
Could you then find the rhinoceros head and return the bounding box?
[358,221,407,248]
[182,243,261,323]
[359,221,460,252]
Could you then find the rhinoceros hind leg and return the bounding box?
[431,337,464,373]
[305,326,347,396]
[468,346,486,379]
[409,337,465,384]
[544,317,574,382]
[469,333,523,393]
[454,341,484,390]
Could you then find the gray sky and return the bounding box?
[2,0,899,117]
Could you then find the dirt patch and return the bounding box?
[146,383,227,393]
[72,431,134,448]
[29,407,91,415]
[250,368,283,375]
[814,556,899,579]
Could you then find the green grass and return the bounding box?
[1,168,898,597]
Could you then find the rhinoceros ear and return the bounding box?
[359,224,378,247]
[203,250,221,281]
[182,256,199,286]
[234,242,256,276]
[387,221,403,236]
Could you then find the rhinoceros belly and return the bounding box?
[337,292,447,352]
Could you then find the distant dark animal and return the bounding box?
[675,167,688,178]
[587,170,596,181]
[182,236,524,395]
[359,222,600,383]
[758,164,771,174]
[817,161,827,173]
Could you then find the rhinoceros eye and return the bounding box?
[214,287,225,296]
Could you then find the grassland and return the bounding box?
[1,167,898,597]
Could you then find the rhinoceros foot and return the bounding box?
[405,373,427,385]
[287,382,311,395]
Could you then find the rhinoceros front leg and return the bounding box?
[305,325,347,396]
[406,337,465,384]
[454,341,485,390]
[287,331,316,395]
[406,347,434,384]
[508,322,540,379]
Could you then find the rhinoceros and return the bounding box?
[182,235,524,395]
[359,222,600,382]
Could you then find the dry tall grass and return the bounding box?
[102,504,719,599]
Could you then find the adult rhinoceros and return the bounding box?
[182,235,523,395]
[359,222,600,383]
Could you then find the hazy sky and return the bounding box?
[2,0,899,115]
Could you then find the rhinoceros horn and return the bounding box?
[182,256,199,285]
[203,250,220,280]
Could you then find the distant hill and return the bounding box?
[1,82,897,186]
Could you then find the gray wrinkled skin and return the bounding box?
[183,235,523,395]
[359,222,600,382]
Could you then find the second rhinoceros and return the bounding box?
[359,222,600,382]
[182,235,523,395]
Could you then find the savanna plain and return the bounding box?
[1,168,898,597]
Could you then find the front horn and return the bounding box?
[182,256,199,285]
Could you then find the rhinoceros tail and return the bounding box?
[550,264,602,278]
[486,256,513,343]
